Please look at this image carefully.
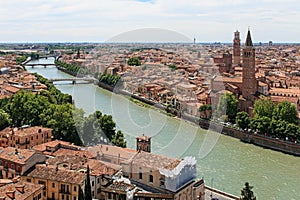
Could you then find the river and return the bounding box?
[26,58,300,199]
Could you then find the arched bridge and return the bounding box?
[25,63,56,68]
[48,77,99,84]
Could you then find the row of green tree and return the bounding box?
[236,98,300,141]
[202,93,300,142]
[97,73,121,87]
[55,60,90,75]
[15,55,28,65]
[0,74,126,147]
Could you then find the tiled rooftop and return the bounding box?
[131,151,181,170]
[87,144,136,161]
[0,147,36,165]
[32,139,80,153]
[0,178,43,200]
[0,126,52,137]
[27,165,86,185]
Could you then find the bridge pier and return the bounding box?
[72,80,76,84]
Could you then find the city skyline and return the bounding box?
[1,0,300,43]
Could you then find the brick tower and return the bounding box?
[233,30,241,66]
[136,134,151,153]
[242,29,257,99]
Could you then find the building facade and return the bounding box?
[23,165,86,200]
[0,126,53,149]
[0,147,46,179]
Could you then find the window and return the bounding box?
[52,193,55,200]
[52,182,55,188]
[38,193,41,199]
[160,178,165,187]
[97,178,100,184]
[92,191,94,197]
[73,197,76,200]
[62,194,65,200]
[97,188,101,194]
[11,164,14,170]
[92,181,94,186]
[73,186,77,192]
[26,178,31,183]
[139,172,143,180]
[0,160,2,165]
[38,180,46,185]
[149,175,153,183]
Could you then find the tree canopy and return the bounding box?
[236,112,250,130]
[253,97,275,118]
[127,57,141,66]
[272,101,298,124]
[217,92,238,121]
[0,74,127,147]
[240,182,256,200]
[0,109,11,131]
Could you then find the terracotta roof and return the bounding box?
[0,147,36,165]
[53,148,94,159]
[0,126,52,137]
[131,151,181,170]
[47,155,120,177]
[87,144,136,161]
[3,85,20,93]
[86,159,120,177]
[32,140,80,153]
[0,179,43,200]
[270,95,299,104]
[107,180,135,192]
[27,165,86,185]
[47,155,88,170]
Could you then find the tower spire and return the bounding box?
[245,29,253,47]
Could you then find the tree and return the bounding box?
[78,186,84,200]
[253,97,275,118]
[250,116,271,135]
[127,57,141,66]
[98,114,116,140]
[84,165,92,200]
[285,123,300,141]
[199,104,212,119]
[272,101,298,124]
[112,130,127,148]
[0,109,11,130]
[240,182,256,200]
[169,64,178,71]
[217,93,238,121]
[236,112,250,130]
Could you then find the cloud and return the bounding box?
[0,0,299,42]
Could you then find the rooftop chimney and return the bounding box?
[15,185,25,194]
[5,191,15,199]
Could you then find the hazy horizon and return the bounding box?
[0,0,299,43]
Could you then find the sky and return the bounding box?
[0,0,299,43]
